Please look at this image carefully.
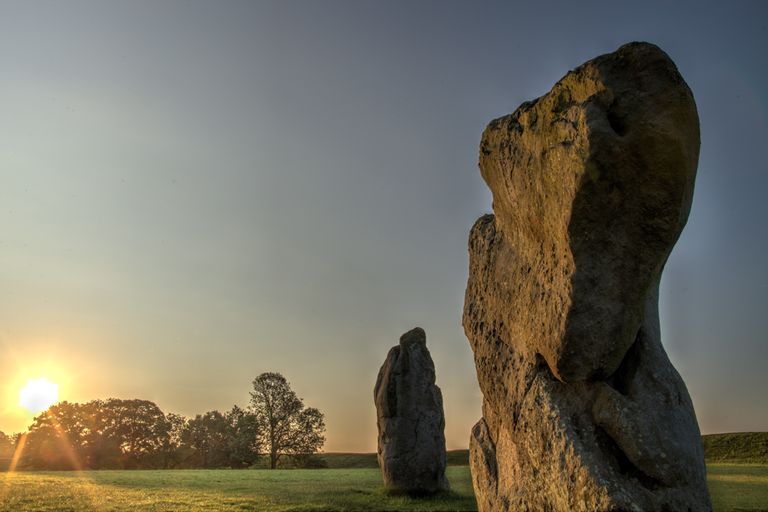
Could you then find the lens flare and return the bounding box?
[18,378,59,413]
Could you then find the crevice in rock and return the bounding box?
[386,348,400,415]
[594,425,661,490]
[607,98,628,136]
[605,329,643,397]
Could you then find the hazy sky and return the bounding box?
[1,1,766,451]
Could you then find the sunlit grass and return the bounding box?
[0,467,476,512]
[1,464,765,511]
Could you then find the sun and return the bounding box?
[19,378,59,414]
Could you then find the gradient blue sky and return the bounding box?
[1,1,766,451]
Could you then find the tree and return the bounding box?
[0,431,15,460]
[99,399,171,468]
[225,405,260,468]
[21,399,182,470]
[158,412,187,469]
[78,400,122,468]
[22,401,90,469]
[249,372,325,469]
[180,410,231,468]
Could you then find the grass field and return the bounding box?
[2,464,767,512]
[708,464,768,512]
[0,467,476,512]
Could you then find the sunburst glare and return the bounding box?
[18,378,59,414]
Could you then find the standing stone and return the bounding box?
[463,42,711,511]
[374,327,449,494]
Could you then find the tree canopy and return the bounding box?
[250,372,326,469]
[4,373,325,470]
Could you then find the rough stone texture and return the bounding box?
[463,42,711,511]
[374,327,449,494]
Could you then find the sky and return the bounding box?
[0,0,766,452]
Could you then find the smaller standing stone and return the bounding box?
[374,327,449,494]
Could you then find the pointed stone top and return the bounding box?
[399,327,426,348]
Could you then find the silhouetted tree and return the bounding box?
[181,410,231,468]
[21,399,180,469]
[0,431,14,460]
[249,372,325,469]
[11,378,323,471]
[225,405,260,468]
[22,401,90,469]
[79,400,122,468]
[158,412,187,468]
[99,399,170,468]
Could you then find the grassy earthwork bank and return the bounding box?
[703,432,768,463]
[315,449,470,469]
[2,439,767,512]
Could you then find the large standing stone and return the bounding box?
[374,327,449,494]
[463,42,711,511]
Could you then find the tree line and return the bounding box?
[0,372,325,470]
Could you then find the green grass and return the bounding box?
[2,464,767,511]
[0,467,476,512]
[708,463,768,512]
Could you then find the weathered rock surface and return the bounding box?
[463,42,711,511]
[374,327,449,494]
